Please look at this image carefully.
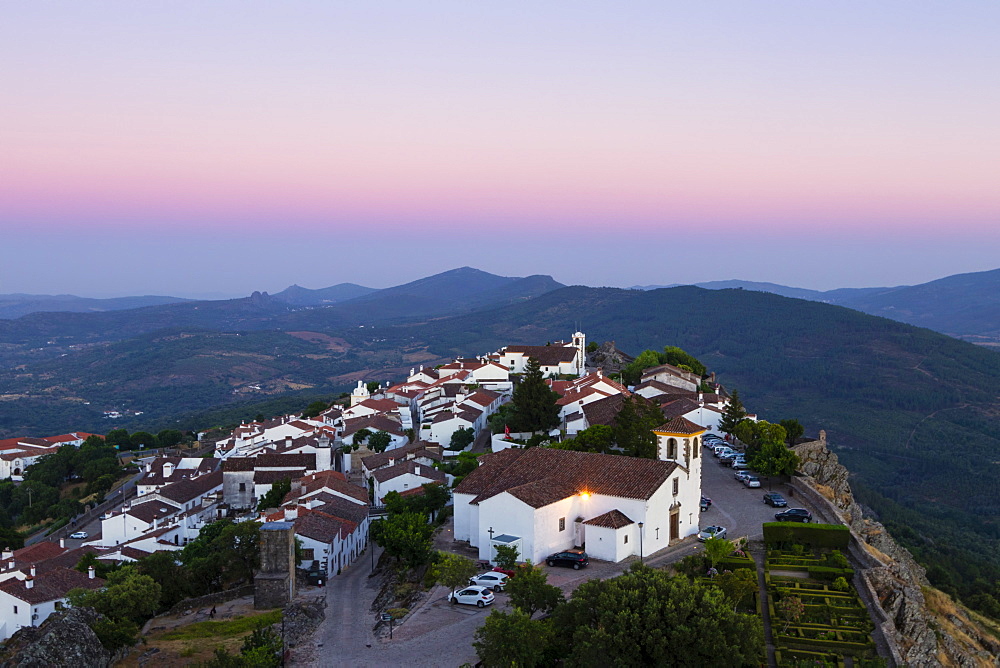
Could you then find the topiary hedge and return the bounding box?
[763,522,850,549]
[808,565,855,581]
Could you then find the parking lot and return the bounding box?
[698,442,819,542]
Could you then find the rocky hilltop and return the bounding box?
[794,435,1000,667]
[0,607,112,668]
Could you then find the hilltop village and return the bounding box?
[3,333,987,666]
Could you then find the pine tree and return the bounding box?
[718,390,748,435]
[510,357,561,434]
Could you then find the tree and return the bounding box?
[428,551,479,592]
[473,609,553,668]
[612,396,663,459]
[68,564,161,624]
[352,428,372,446]
[779,419,804,446]
[366,380,381,394]
[368,430,392,454]
[718,390,748,435]
[370,512,434,569]
[129,431,158,449]
[257,477,291,511]
[510,358,561,433]
[104,429,131,449]
[703,536,735,568]
[552,564,763,666]
[714,569,758,612]
[156,429,183,448]
[487,403,517,435]
[750,440,800,486]
[136,550,190,609]
[449,427,475,451]
[662,346,707,377]
[621,349,663,386]
[740,419,786,462]
[493,544,519,571]
[302,400,330,418]
[775,595,804,633]
[506,562,564,619]
[551,425,615,454]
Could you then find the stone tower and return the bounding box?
[254,522,296,609]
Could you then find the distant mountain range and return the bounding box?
[632,267,1000,345]
[0,293,192,320]
[8,266,1000,346]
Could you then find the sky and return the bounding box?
[2,1,999,298]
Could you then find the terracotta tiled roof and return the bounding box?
[504,346,579,366]
[354,398,400,413]
[301,494,370,525]
[11,541,65,564]
[371,460,447,484]
[659,398,703,420]
[463,389,500,407]
[290,470,369,505]
[158,470,223,503]
[640,363,699,382]
[128,500,181,524]
[342,414,403,437]
[0,566,103,604]
[581,394,627,427]
[362,442,442,471]
[294,512,345,544]
[583,509,635,529]
[654,417,707,435]
[454,448,676,509]
[255,469,304,485]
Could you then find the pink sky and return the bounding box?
[2,2,998,296]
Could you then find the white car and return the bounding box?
[449,585,495,607]
[731,457,748,470]
[69,531,88,540]
[698,525,728,542]
[735,470,752,483]
[469,571,509,592]
[742,475,762,488]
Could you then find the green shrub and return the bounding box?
[826,550,849,568]
[831,577,850,592]
[807,565,855,581]
[791,544,805,556]
[763,522,851,549]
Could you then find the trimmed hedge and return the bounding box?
[809,565,855,581]
[763,522,850,549]
[717,555,755,571]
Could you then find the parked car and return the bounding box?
[449,585,495,607]
[545,550,589,569]
[775,508,813,523]
[763,493,788,507]
[491,566,519,578]
[700,495,712,511]
[742,475,761,488]
[69,531,88,539]
[698,525,728,542]
[731,457,748,470]
[469,571,509,591]
[715,447,737,459]
[712,444,731,456]
[704,433,722,441]
[735,470,751,483]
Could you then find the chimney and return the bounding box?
[1,547,11,560]
[414,465,421,475]
[286,436,293,448]
[60,538,65,549]
[30,564,36,577]
[7,560,13,569]
[25,577,33,589]
[388,458,395,467]
[163,462,174,478]
[284,507,298,521]
[88,566,95,579]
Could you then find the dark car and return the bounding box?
[763,493,787,507]
[700,495,712,511]
[545,550,589,569]
[775,508,812,522]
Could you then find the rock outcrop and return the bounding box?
[0,607,112,668]
[586,341,634,374]
[794,433,1000,667]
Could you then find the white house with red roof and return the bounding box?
[372,461,448,502]
[493,332,587,377]
[453,421,704,565]
[0,566,103,640]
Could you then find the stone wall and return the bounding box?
[792,437,1000,666]
[166,584,255,615]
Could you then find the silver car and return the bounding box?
[698,525,728,541]
[742,475,761,488]
[469,571,509,592]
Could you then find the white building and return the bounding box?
[495,332,586,377]
[453,442,702,565]
[0,566,102,641]
[372,461,448,502]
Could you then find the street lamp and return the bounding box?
[637,522,644,563]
